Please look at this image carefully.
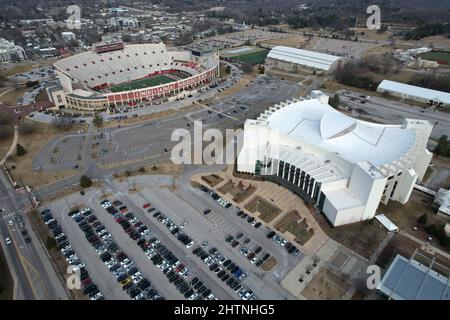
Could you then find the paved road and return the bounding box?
[0,168,68,300]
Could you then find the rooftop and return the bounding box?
[377,254,450,300]
[267,46,341,71]
[264,97,417,168]
[378,79,450,104]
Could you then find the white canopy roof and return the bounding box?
[267,46,341,71]
[266,98,416,167]
[378,80,450,104]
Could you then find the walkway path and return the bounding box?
[0,125,18,166]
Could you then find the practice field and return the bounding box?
[221,46,269,65]
[419,51,450,65]
[109,72,189,93]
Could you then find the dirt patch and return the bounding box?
[244,195,282,223]
[301,267,352,300]
[276,211,314,246]
[375,233,420,269]
[27,209,81,299]
[260,256,277,272]
[217,179,257,203]
[0,86,28,105]
[0,244,13,300]
[378,191,449,253]
[312,204,387,259]
[4,119,83,189]
[111,160,183,179]
[201,174,224,188]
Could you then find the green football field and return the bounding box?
[419,51,450,65]
[221,46,269,65]
[232,50,269,65]
[110,74,177,93]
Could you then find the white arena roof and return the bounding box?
[267,46,341,71]
[265,98,416,167]
[378,80,450,105]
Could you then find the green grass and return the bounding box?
[0,246,13,300]
[228,50,269,65]
[110,74,180,93]
[419,51,450,65]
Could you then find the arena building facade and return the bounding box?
[49,42,220,112]
[237,92,433,227]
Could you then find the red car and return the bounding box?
[143,203,151,209]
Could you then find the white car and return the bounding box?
[172,261,181,269]
[8,220,14,226]
[280,239,287,247]
[250,257,258,264]
[188,293,198,300]
[206,293,215,300]
[81,207,91,214]
[180,222,188,229]
[186,241,195,249]
[5,237,12,245]
[90,292,103,300]
[203,256,212,264]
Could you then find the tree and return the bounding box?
[241,63,253,74]
[45,237,57,250]
[418,214,427,225]
[79,175,92,188]
[434,135,450,157]
[329,94,340,108]
[16,143,26,156]
[426,224,438,236]
[93,114,103,127]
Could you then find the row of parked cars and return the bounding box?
[236,210,262,228]
[144,204,217,300]
[200,185,233,209]
[69,206,155,300]
[99,200,164,300]
[40,208,104,300]
[191,245,256,300]
[266,231,300,256]
[150,208,195,248]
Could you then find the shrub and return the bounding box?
[417,214,427,225]
[16,144,26,156]
[79,175,92,188]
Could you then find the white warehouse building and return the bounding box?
[265,46,342,75]
[377,80,450,108]
[237,93,433,226]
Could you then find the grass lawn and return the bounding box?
[276,211,314,245]
[201,174,224,188]
[231,50,269,65]
[419,51,450,65]
[245,195,282,223]
[0,246,13,300]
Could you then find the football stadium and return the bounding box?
[237,92,433,227]
[48,41,220,112]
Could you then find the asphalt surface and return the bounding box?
[0,168,68,300]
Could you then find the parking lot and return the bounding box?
[33,75,299,171]
[111,175,300,300]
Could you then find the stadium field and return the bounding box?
[110,73,184,92]
[221,46,269,65]
[419,51,450,65]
